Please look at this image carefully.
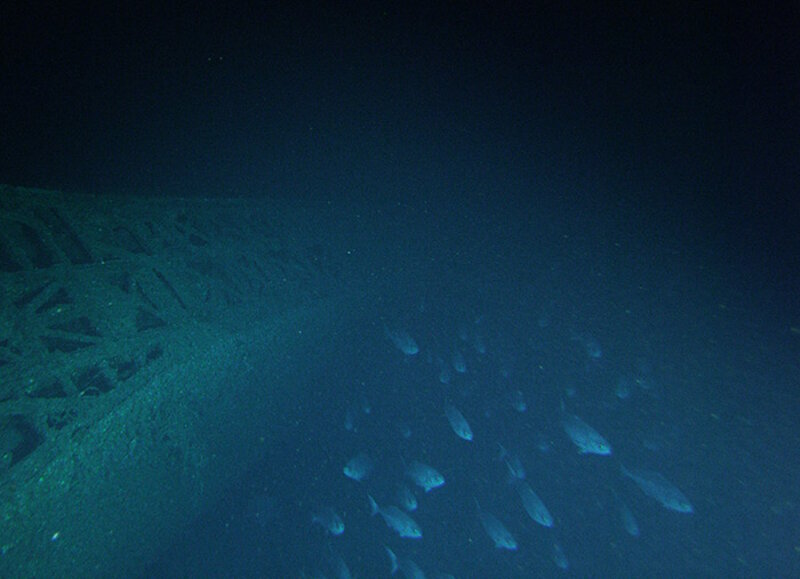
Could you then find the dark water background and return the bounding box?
[1,3,798,576]
[143,194,799,577]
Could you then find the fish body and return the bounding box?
[509,389,527,412]
[326,546,352,579]
[397,484,418,512]
[622,465,694,514]
[515,481,553,528]
[571,332,602,360]
[562,413,612,455]
[385,326,419,355]
[344,406,356,432]
[437,359,453,384]
[312,507,345,535]
[552,542,569,570]
[477,505,518,550]
[619,501,640,536]
[369,495,423,539]
[452,350,467,373]
[385,546,427,578]
[472,332,487,355]
[343,452,374,481]
[406,461,445,492]
[497,444,526,481]
[444,403,473,441]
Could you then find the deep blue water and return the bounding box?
[3,4,797,576]
[147,198,800,577]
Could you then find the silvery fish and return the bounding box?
[385,325,419,355]
[476,501,517,550]
[515,481,553,528]
[471,332,487,355]
[326,547,353,579]
[437,358,453,385]
[619,501,640,537]
[385,546,400,575]
[343,452,374,481]
[562,413,612,455]
[369,495,423,539]
[344,406,356,432]
[396,484,418,512]
[406,460,445,492]
[444,402,473,441]
[508,389,527,413]
[384,547,425,578]
[552,542,569,570]
[622,465,694,514]
[571,332,603,360]
[497,444,525,481]
[452,349,467,373]
[312,507,345,535]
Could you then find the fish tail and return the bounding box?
[384,546,398,575]
[368,494,379,516]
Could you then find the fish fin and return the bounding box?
[507,472,523,487]
[384,546,398,575]
[368,494,379,516]
[496,442,508,460]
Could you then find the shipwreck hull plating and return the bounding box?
[0,186,373,576]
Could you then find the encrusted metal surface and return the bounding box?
[0,185,370,576]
